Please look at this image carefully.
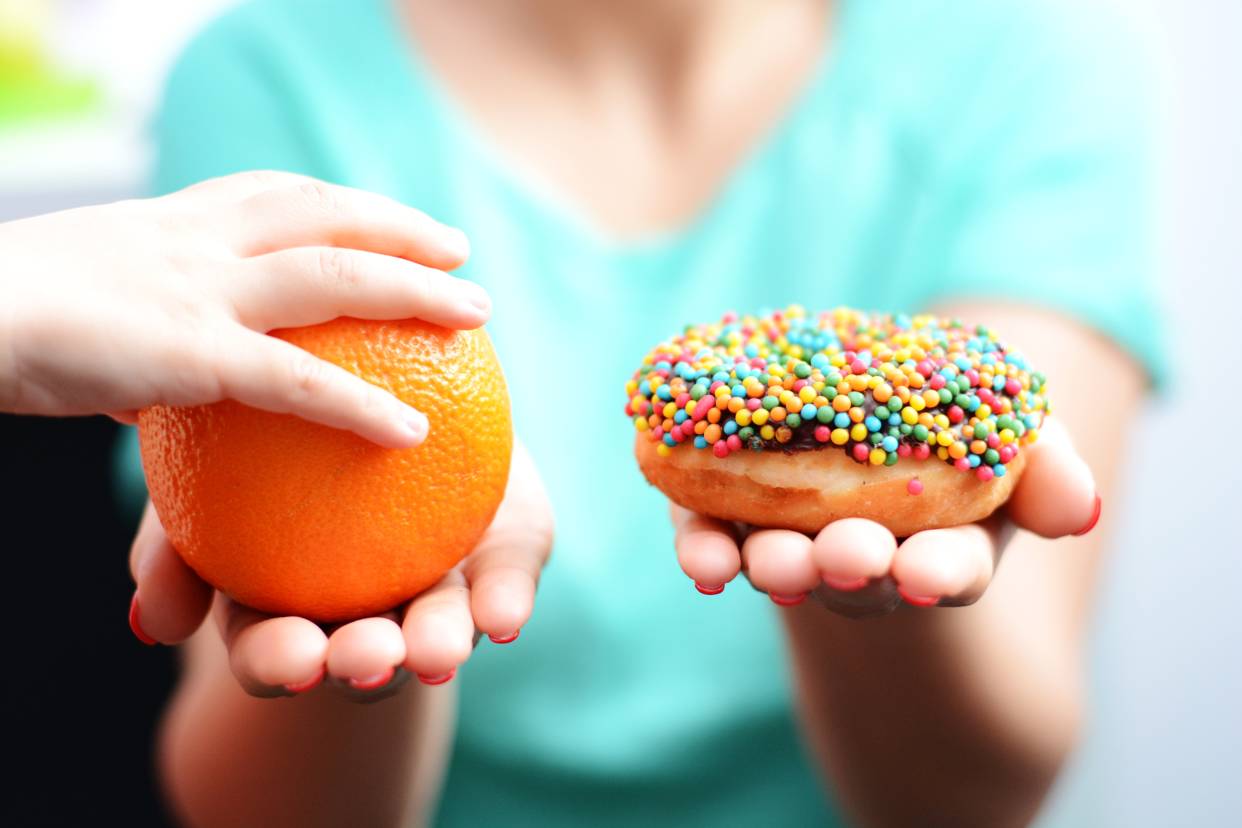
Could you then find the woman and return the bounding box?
[137,1,1157,826]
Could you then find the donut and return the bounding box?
[624,307,1050,537]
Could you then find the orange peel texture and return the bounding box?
[139,318,512,622]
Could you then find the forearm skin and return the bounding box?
[159,626,455,828]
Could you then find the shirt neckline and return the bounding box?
[372,0,854,256]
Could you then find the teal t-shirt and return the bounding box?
[152,1,1158,825]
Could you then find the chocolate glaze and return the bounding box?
[747,388,910,462]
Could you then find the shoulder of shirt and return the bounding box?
[830,0,1153,163]
[175,0,377,73]
[839,0,1150,101]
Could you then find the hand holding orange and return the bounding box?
[138,317,513,622]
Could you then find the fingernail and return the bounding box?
[457,278,490,312]
[822,575,869,592]
[129,593,157,646]
[403,409,428,443]
[285,667,325,694]
[348,666,395,691]
[770,592,807,606]
[695,582,725,595]
[488,630,519,644]
[1073,492,1102,536]
[417,668,456,686]
[896,585,939,607]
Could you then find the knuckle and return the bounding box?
[413,266,441,303]
[232,170,278,189]
[244,170,296,188]
[316,247,362,291]
[297,180,350,218]
[194,170,287,199]
[287,353,333,399]
[146,206,195,240]
[179,336,227,403]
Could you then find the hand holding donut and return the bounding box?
[630,307,1101,617]
[672,416,1099,619]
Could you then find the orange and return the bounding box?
[138,318,512,622]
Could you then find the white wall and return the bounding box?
[1035,1,1242,825]
[0,0,239,206]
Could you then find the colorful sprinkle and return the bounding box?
[625,307,1050,482]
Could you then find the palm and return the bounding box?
[672,418,1097,617]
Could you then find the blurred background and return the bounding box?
[2,0,1238,825]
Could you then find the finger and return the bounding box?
[129,499,161,581]
[401,567,475,682]
[671,504,742,593]
[741,529,821,603]
[159,170,319,208]
[810,518,899,590]
[225,182,470,271]
[462,528,548,642]
[108,410,139,426]
[804,520,901,617]
[462,436,553,639]
[233,247,490,332]
[1005,416,1098,538]
[890,522,1001,607]
[217,330,428,449]
[215,595,330,697]
[325,616,407,688]
[129,502,214,644]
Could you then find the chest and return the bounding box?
[399,1,833,239]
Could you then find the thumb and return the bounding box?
[131,502,215,644]
[1004,417,1098,539]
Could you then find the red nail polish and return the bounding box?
[1074,492,1102,536]
[348,666,395,691]
[695,582,725,595]
[770,592,807,606]
[896,585,939,607]
[822,575,869,592]
[285,667,325,695]
[129,593,157,646]
[418,668,456,686]
[489,630,520,644]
